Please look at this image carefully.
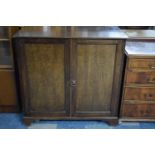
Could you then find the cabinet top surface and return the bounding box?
[125,41,155,56]
[13,26,128,39]
[123,30,155,40]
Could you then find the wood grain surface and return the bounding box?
[71,39,125,117]
[24,43,66,114]
[122,104,155,117]
[124,87,155,101]
[126,71,155,84]
[0,69,18,106]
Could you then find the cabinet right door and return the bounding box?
[71,39,124,117]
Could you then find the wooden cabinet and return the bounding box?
[120,41,155,121]
[13,27,125,125]
[0,26,19,112]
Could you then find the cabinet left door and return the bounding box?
[14,38,70,117]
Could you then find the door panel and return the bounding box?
[71,40,124,117]
[17,39,70,116]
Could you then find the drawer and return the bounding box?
[121,104,155,118]
[128,58,155,70]
[124,87,155,101]
[126,71,155,84]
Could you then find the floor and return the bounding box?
[0,113,155,129]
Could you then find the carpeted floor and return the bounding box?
[0,113,155,129]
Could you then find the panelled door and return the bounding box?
[70,39,124,117]
[14,38,70,117]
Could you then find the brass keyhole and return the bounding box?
[71,80,76,86]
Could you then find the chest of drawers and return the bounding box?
[120,41,155,121]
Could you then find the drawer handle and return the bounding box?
[148,81,155,83]
[148,78,155,83]
[151,66,155,69]
[148,80,154,83]
[148,64,155,69]
[127,101,135,104]
[145,94,153,100]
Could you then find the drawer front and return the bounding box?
[124,87,155,101]
[126,71,155,84]
[122,104,155,118]
[128,58,155,70]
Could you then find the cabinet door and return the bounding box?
[71,40,124,117]
[14,39,70,117]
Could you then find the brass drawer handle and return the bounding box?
[147,78,155,83]
[144,94,153,100]
[127,101,135,104]
[148,81,155,83]
[148,64,155,69]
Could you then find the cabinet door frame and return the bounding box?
[13,38,70,117]
[70,39,125,117]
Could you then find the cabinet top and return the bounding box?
[13,27,155,40]
[13,26,128,39]
[123,30,155,40]
[125,41,155,57]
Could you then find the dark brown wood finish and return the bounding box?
[71,39,125,117]
[13,27,127,125]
